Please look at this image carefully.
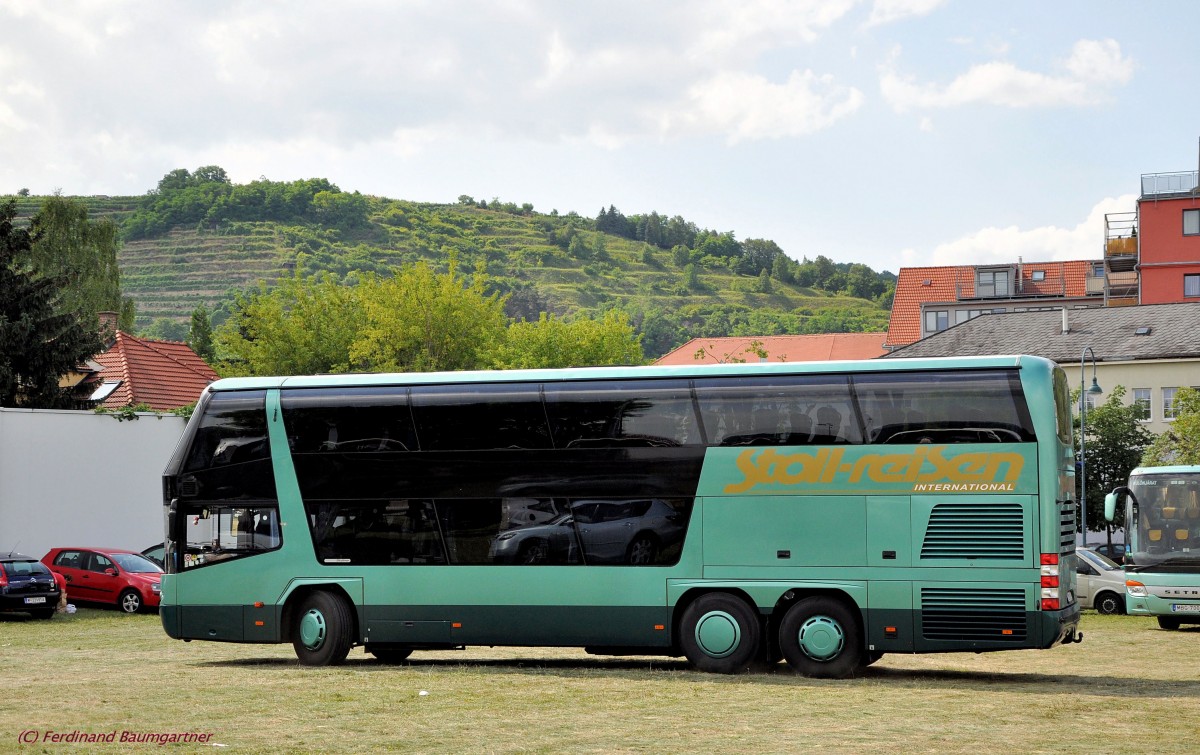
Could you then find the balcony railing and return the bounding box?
[1141,170,1199,197]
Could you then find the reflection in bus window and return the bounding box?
[182,505,281,569]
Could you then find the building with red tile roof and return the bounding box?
[655,333,887,365]
[88,331,218,410]
[884,260,1101,350]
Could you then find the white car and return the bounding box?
[1075,548,1127,615]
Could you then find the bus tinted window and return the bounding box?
[546,380,701,448]
[183,391,271,471]
[307,500,446,565]
[853,370,1036,444]
[410,384,551,450]
[693,375,858,445]
[570,498,691,565]
[438,498,584,565]
[180,390,276,502]
[281,387,417,453]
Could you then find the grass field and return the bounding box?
[1,608,1197,752]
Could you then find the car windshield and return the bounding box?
[111,553,163,574]
[2,560,51,578]
[1083,550,1120,570]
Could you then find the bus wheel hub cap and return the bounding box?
[695,611,740,658]
[300,610,327,650]
[797,616,844,661]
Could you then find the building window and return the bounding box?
[1186,274,1200,298]
[1133,388,1151,422]
[1031,270,1046,282]
[924,310,949,333]
[1164,387,1179,420]
[1185,209,1200,236]
[976,269,1010,297]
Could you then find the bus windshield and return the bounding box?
[1128,472,1200,569]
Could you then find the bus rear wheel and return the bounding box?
[1158,616,1181,630]
[679,593,761,674]
[779,596,863,678]
[292,591,354,666]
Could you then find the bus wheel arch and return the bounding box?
[283,587,357,666]
[675,590,762,674]
[775,592,865,679]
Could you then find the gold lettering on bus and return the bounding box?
[723,446,1025,494]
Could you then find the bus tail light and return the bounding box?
[1126,580,1147,597]
[1040,554,1061,610]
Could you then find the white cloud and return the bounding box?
[866,0,948,27]
[881,38,1134,112]
[900,194,1136,267]
[664,70,864,143]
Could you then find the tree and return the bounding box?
[350,261,507,373]
[0,199,103,408]
[26,195,126,328]
[1076,385,1152,544]
[490,311,643,369]
[188,306,215,362]
[1142,387,1200,465]
[216,271,364,376]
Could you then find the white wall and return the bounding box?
[0,408,187,561]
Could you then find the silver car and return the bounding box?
[1075,547,1127,615]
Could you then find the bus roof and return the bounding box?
[1130,466,1200,476]
[203,354,1053,393]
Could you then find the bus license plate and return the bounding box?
[23,597,46,605]
[1171,604,1200,613]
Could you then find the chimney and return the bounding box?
[1061,308,1070,334]
[98,311,119,338]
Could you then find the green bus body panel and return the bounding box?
[704,496,867,567]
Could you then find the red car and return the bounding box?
[42,547,163,614]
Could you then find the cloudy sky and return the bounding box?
[2,1,1197,273]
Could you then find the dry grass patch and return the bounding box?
[1,610,1196,752]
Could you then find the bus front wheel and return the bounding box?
[679,593,761,674]
[292,591,354,666]
[1158,616,1182,630]
[778,596,863,678]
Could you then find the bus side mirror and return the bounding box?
[1104,493,1117,523]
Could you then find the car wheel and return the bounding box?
[778,596,863,678]
[626,535,657,565]
[1095,592,1124,615]
[118,589,143,614]
[1158,616,1182,631]
[679,593,761,674]
[367,645,413,664]
[519,539,549,565]
[292,591,354,666]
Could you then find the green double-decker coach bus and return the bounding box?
[159,354,1082,677]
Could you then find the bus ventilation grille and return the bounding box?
[920,588,1027,642]
[1058,502,1076,554]
[919,502,1024,559]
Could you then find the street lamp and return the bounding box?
[1079,346,1103,546]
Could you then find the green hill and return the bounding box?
[8,174,893,358]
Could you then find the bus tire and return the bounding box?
[292,591,354,666]
[778,596,863,678]
[367,645,413,664]
[679,593,761,674]
[1095,592,1124,615]
[1157,616,1181,630]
